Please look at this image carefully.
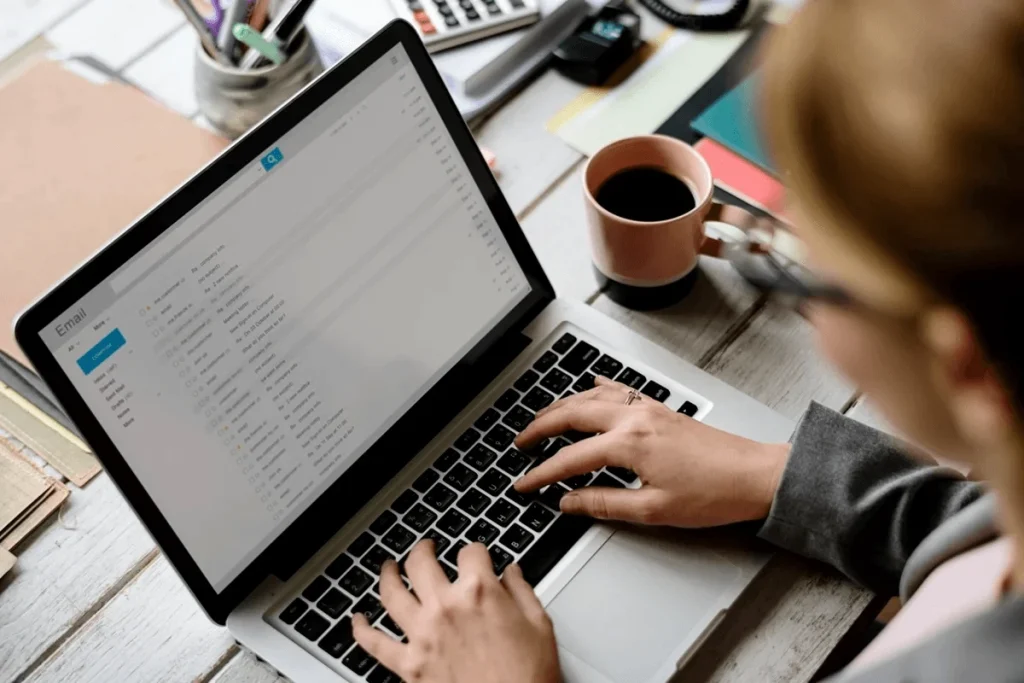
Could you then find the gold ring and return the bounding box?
[623,388,642,405]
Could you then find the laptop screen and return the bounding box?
[39,44,530,592]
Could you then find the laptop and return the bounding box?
[15,21,793,683]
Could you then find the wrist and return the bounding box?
[744,442,790,521]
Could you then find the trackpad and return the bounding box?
[547,528,739,683]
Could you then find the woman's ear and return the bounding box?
[921,307,1016,446]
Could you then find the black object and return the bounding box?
[595,167,697,222]
[637,0,749,32]
[552,1,643,85]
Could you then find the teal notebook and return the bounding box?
[691,74,775,174]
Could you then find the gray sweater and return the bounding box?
[757,403,1024,682]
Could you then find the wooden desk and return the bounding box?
[0,5,880,681]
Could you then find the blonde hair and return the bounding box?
[763,0,1024,404]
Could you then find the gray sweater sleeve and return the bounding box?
[757,402,984,597]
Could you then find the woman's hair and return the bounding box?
[763,0,1024,408]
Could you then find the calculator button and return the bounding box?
[421,22,437,34]
[438,5,453,17]
[413,10,430,23]
[485,2,502,15]
[445,15,460,26]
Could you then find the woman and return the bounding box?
[352,0,1024,680]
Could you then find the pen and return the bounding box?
[171,0,233,66]
[248,0,271,31]
[233,23,287,65]
[217,0,251,60]
[239,0,316,69]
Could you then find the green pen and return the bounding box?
[232,23,287,66]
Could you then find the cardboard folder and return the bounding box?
[0,59,227,368]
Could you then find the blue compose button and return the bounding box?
[260,147,283,171]
[77,328,126,375]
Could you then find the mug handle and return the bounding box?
[699,201,783,258]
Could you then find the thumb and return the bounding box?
[560,486,661,524]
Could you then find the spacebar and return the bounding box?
[519,515,594,587]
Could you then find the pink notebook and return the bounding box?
[695,138,789,222]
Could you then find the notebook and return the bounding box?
[691,74,775,174]
[0,58,227,369]
[695,137,788,221]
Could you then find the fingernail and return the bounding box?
[381,559,395,570]
[560,493,578,512]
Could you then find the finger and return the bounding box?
[458,541,497,579]
[516,401,627,449]
[378,560,419,626]
[501,564,547,623]
[353,613,406,670]
[593,375,624,389]
[405,540,450,601]
[515,433,624,492]
[560,486,664,523]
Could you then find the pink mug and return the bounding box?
[583,134,757,310]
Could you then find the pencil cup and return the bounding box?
[194,27,323,139]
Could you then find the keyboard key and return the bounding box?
[606,466,638,484]
[302,575,330,601]
[502,405,534,431]
[564,472,593,489]
[444,540,467,565]
[474,408,500,431]
[353,594,386,623]
[558,341,600,375]
[617,367,647,389]
[522,386,555,411]
[317,588,353,619]
[360,546,395,574]
[423,528,452,557]
[424,483,458,512]
[494,388,519,411]
[591,354,623,378]
[483,424,515,450]
[279,598,307,624]
[533,351,558,373]
[561,391,574,400]
[593,471,627,489]
[519,515,594,586]
[325,553,354,580]
[434,448,461,472]
[465,519,499,545]
[552,332,577,354]
[514,369,540,393]
[478,469,512,496]
[505,484,534,507]
[368,665,403,683]
[391,489,418,514]
[370,510,397,536]
[489,545,513,573]
[540,368,572,394]
[565,429,592,443]
[485,498,519,527]
[339,566,373,597]
[454,428,481,451]
[540,483,570,511]
[438,509,471,536]
[443,463,478,491]
[318,617,354,658]
[295,610,330,641]
[520,502,554,532]
[456,489,490,516]
[403,503,438,532]
[640,380,671,402]
[541,437,571,460]
[348,532,374,558]
[572,372,596,393]
[382,524,417,554]
[678,401,699,417]
[464,444,498,471]
[496,449,529,476]
[343,645,377,675]
[412,468,440,493]
[380,613,404,637]
[500,525,535,553]
[440,561,459,582]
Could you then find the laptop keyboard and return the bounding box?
[275,330,701,681]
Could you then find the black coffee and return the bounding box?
[595,167,696,222]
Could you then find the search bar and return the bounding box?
[110,162,267,293]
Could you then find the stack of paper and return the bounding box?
[0,438,69,555]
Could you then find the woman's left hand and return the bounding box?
[352,540,561,683]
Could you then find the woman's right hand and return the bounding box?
[513,377,791,528]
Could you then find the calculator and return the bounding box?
[388,0,541,53]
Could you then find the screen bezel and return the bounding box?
[15,20,555,624]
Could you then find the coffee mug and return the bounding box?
[583,134,757,310]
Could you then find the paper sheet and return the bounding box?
[0,0,90,62]
[46,0,184,70]
[0,439,50,536]
[551,29,750,156]
[123,25,200,117]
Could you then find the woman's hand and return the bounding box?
[513,376,790,527]
[352,541,561,683]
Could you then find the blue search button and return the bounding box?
[77,328,126,375]
[260,147,283,171]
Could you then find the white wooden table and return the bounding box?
[1,3,884,681]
